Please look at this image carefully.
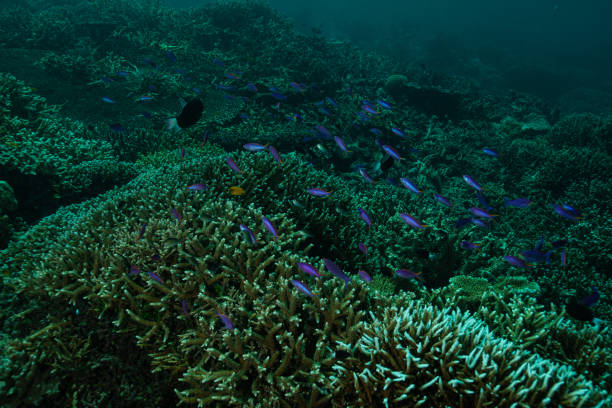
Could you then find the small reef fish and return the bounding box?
[291,279,317,297]
[504,198,531,208]
[459,241,480,251]
[226,157,242,174]
[316,125,332,138]
[358,208,372,229]
[433,194,452,207]
[180,147,185,160]
[129,266,141,276]
[400,178,421,194]
[358,270,372,282]
[247,83,258,93]
[334,136,351,153]
[323,258,351,287]
[171,207,182,223]
[167,98,204,132]
[167,51,177,63]
[504,255,531,268]
[377,99,393,109]
[369,128,382,136]
[359,168,375,183]
[307,188,331,197]
[229,186,245,195]
[476,191,494,212]
[552,204,580,221]
[469,217,490,229]
[358,242,368,256]
[216,312,234,329]
[181,300,190,318]
[148,271,163,283]
[262,216,278,240]
[567,287,600,322]
[400,213,430,230]
[382,144,402,161]
[561,250,567,267]
[297,262,321,278]
[482,147,499,157]
[186,183,208,191]
[243,143,268,151]
[268,145,282,164]
[463,175,483,191]
[102,97,115,103]
[469,207,497,219]
[137,223,146,240]
[520,249,552,264]
[240,224,257,244]
[391,127,406,138]
[395,269,423,281]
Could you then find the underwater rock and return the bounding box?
[520,113,551,135]
[0,180,18,213]
[384,74,409,98]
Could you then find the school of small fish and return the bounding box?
[107,49,598,330]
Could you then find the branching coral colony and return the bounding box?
[1,151,609,407]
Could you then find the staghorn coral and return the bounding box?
[330,299,610,407]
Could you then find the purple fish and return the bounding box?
[520,249,551,264]
[247,83,258,93]
[186,183,208,191]
[129,266,141,276]
[150,253,160,262]
[377,99,393,109]
[216,312,234,329]
[137,223,146,240]
[454,218,472,229]
[459,241,480,251]
[181,300,190,318]
[243,143,268,151]
[359,168,375,183]
[326,97,337,107]
[369,128,383,136]
[395,269,423,281]
[297,262,321,278]
[323,258,351,286]
[505,198,531,208]
[382,145,402,161]
[504,255,531,268]
[316,125,332,138]
[400,178,421,194]
[334,136,351,153]
[102,97,115,103]
[561,203,581,218]
[463,175,483,191]
[433,194,452,207]
[482,147,499,157]
[469,207,496,219]
[391,127,406,138]
[476,191,494,212]
[561,250,567,267]
[362,104,378,115]
[226,157,241,174]
[358,208,372,228]
[400,213,429,229]
[148,271,163,283]
[358,242,368,256]
[240,224,257,244]
[469,217,490,230]
[358,270,372,282]
[262,216,278,240]
[167,51,177,63]
[291,279,317,297]
[271,92,287,101]
[552,204,579,221]
[580,287,600,307]
[268,145,282,164]
[307,188,332,197]
[171,208,182,223]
